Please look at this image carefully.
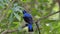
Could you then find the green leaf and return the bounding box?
[14,13,21,21]
[0,4,5,9]
[9,12,14,23]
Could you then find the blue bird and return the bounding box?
[23,10,33,32]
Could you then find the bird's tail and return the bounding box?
[28,23,33,32]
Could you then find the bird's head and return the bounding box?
[23,10,27,14]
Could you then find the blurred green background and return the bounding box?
[0,0,60,34]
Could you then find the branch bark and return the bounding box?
[36,11,60,23]
[1,29,18,34]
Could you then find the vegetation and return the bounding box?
[0,0,60,34]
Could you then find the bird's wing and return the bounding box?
[23,17,33,23]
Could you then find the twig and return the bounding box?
[1,29,18,34]
[35,22,41,34]
[36,11,60,23]
[35,11,60,34]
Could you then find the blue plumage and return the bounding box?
[23,10,33,32]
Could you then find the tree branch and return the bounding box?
[35,11,60,34]
[1,29,18,34]
[35,11,60,23]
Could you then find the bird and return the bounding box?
[23,10,33,32]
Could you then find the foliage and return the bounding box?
[0,0,60,34]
